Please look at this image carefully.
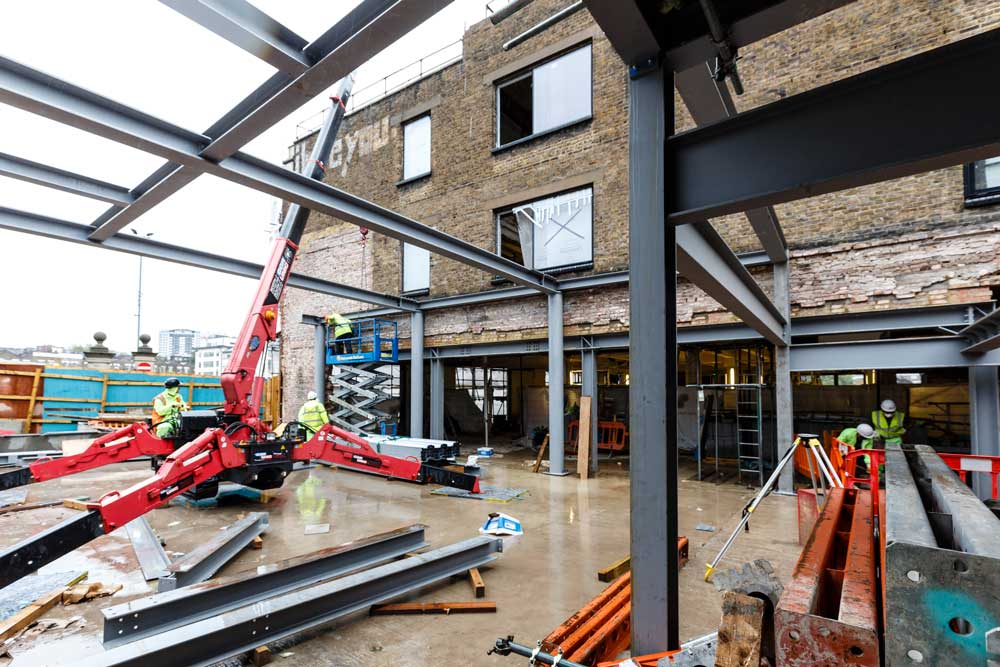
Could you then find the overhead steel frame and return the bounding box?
[586,0,1000,653]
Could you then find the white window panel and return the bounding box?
[514,187,593,270]
[402,242,430,292]
[985,156,1000,189]
[403,115,431,180]
[532,45,592,134]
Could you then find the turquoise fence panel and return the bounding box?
[41,368,224,433]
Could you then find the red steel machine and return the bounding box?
[0,80,479,589]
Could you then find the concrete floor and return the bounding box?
[0,450,801,666]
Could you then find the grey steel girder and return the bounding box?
[961,307,1000,354]
[585,0,855,71]
[676,222,786,346]
[0,206,418,310]
[0,56,556,292]
[0,150,133,205]
[667,27,1000,224]
[674,63,787,262]
[88,0,450,241]
[791,337,1000,371]
[102,524,428,648]
[81,536,502,667]
[157,512,269,591]
[160,0,310,74]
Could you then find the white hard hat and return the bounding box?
[880,399,896,414]
[857,423,875,439]
[307,390,318,400]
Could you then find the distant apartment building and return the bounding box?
[194,345,231,377]
[158,329,198,358]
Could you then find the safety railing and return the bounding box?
[326,317,399,365]
[566,420,628,454]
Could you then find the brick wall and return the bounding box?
[281,0,1000,417]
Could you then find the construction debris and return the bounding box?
[369,601,497,615]
[0,588,63,643]
[62,582,121,605]
[0,572,86,621]
[303,523,329,535]
[468,567,485,598]
[714,592,764,667]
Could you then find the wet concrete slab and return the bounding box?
[0,453,801,666]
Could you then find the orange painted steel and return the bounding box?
[776,487,880,666]
[543,572,631,665]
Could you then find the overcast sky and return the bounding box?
[0,0,489,352]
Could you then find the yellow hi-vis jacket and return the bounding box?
[297,398,330,435]
[872,410,905,443]
[152,389,188,437]
[326,313,353,338]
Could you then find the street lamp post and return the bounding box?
[131,230,154,345]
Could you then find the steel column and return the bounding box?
[774,261,794,492]
[969,366,1000,498]
[667,28,1000,224]
[547,292,566,475]
[410,310,424,438]
[430,353,445,440]
[628,62,679,652]
[314,322,327,404]
[581,346,598,475]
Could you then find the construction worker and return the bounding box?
[836,423,877,471]
[872,399,905,445]
[297,390,329,437]
[326,312,354,354]
[152,378,189,438]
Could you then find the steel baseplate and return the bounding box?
[884,444,1000,666]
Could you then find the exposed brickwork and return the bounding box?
[281,0,1000,417]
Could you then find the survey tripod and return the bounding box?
[704,433,842,581]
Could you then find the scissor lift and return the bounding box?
[326,318,399,432]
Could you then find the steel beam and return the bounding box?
[0,207,416,309]
[160,0,310,74]
[676,222,786,346]
[124,517,171,582]
[82,536,502,667]
[581,0,658,69]
[790,337,1000,371]
[667,28,1000,224]
[87,0,448,240]
[102,524,428,648]
[628,63,679,652]
[675,63,787,262]
[0,57,555,292]
[157,513,269,591]
[547,292,566,476]
[969,366,1000,498]
[429,353,444,440]
[0,151,132,205]
[410,310,425,438]
[961,308,1000,354]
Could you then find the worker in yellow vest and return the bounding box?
[872,399,905,445]
[326,313,354,353]
[297,391,329,437]
[152,378,189,438]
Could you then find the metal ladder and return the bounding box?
[327,363,392,432]
[736,385,764,485]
